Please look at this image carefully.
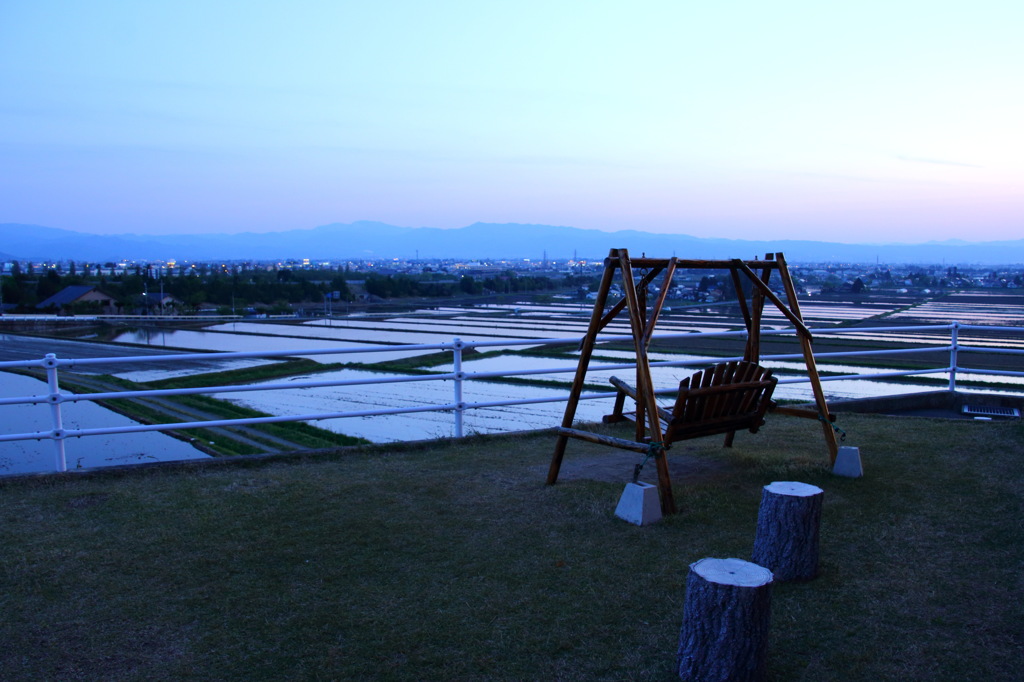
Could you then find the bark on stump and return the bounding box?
[751,481,824,582]
[676,557,773,682]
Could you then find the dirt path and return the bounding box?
[537,444,733,485]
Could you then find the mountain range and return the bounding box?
[2,221,1022,265]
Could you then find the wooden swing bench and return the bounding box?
[598,360,778,448]
[550,250,840,516]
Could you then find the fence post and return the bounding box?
[452,337,464,438]
[44,353,68,472]
[948,322,959,392]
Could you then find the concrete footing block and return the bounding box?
[614,481,662,525]
[832,446,863,478]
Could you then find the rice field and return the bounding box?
[888,292,1024,325]
[0,373,209,475]
[211,368,613,443]
[102,296,1022,445]
[8,293,1023,461]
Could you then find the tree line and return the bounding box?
[0,262,560,314]
[361,272,557,299]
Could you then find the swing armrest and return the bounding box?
[605,376,673,424]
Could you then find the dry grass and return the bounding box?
[1,412,1021,680]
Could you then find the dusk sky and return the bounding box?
[2,1,1021,244]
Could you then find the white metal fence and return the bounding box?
[2,322,1022,473]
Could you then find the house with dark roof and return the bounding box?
[36,285,119,314]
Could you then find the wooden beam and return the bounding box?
[728,265,753,335]
[622,256,650,445]
[609,376,673,423]
[643,257,678,346]
[771,405,836,421]
[627,258,782,270]
[774,253,839,463]
[732,259,813,338]
[595,266,664,336]
[555,426,651,454]
[744,254,774,363]
[619,249,677,515]
[548,250,619,484]
[744,288,763,363]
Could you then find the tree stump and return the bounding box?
[676,557,773,682]
[752,481,824,582]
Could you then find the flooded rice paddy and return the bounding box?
[111,327,436,364]
[4,293,1023,470]
[118,297,1023,443]
[212,368,612,443]
[0,373,209,475]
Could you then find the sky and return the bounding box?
[1,1,1022,244]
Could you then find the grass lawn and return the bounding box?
[1,413,1021,680]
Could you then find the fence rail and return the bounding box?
[2,322,1023,473]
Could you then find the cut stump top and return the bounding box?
[764,481,824,497]
[690,557,773,587]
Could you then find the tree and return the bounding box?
[330,275,352,301]
[38,268,63,301]
[1,274,20,305]
[821,275,842,293]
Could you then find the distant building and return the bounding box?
[150,292,181,313]
[36,285,118,314]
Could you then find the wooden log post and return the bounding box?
[676,558,773,682]
[751,481,824,582]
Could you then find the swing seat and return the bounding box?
[603,360,778,446]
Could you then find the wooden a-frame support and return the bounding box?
[547,248,839,515]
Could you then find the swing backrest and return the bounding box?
[664,361,777,444]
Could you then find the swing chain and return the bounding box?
[638,262,650,302]
[632,441,665,483]
[819,415,847,442]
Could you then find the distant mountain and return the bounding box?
[2,221,1023,265]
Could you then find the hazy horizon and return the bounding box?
[7,218,1022,248]
[2,2,1021,243]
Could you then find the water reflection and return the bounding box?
[111,328,436,364]
[36,300,1024,451]
[0,372,208,475]
[215,368,611,443]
